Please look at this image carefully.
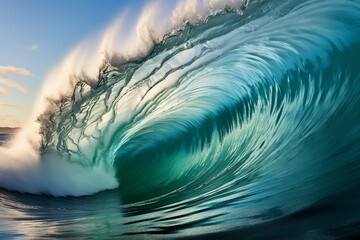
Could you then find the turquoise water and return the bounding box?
[1,0,360,239]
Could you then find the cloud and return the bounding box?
[29,44,39,50]
[0,87,11,96]
[0,103,21,109]
[0,114,21,127]
[0,78,28,94]
[0,114,18,121]
[0,66,32,76]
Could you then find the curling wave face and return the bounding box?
[1,0,360,238]
[39,0,360,200]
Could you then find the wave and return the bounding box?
[0,0,250,196]
[0,0,360,208]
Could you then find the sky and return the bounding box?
[0,0,137,127]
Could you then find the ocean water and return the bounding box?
[1,0,360,239]
[0,135,10,146]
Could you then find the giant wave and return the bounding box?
[0,0,360,238]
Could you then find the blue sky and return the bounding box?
[0,0,138,127]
